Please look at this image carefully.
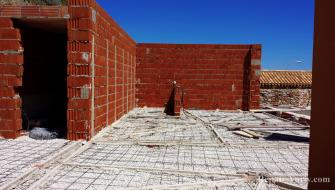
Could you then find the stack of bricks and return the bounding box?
[174,85,183,116]
[67,0,136,140]
[0,18,23,138]
[136,44,261,111]
[163,82,183,116]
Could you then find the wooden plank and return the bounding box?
[250,108,309,113]
[241,129,263,138]
[233,131,254,138]
[226,125,309,130]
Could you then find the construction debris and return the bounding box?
[29,128,58,140]
[233,130,255,138]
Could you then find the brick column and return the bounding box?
[249,45,261,109]
[0,18,23,138]
[67,0,95,140]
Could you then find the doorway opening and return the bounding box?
[14,19,68,138]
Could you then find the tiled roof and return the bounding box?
[260,70,312,88]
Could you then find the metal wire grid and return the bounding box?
[67,144,308,178]
[42,165,247,190]
[0,108,310,189]
[212,127,309,145]
[98,110,309,147]
[98,110,218,144]
[72,109,309,189]
[14,169,50,190]
[252,128,310,138]
[187,110,310,144]
[0,139,68,186]
[137,124,217,143]
[188,110,302,126]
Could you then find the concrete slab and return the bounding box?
[0,137,70,188]
[0,108,310,189]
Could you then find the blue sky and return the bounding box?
[96,0,314,70]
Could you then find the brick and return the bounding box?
[0,54,23,64]
[0,64,23,76]
[68,99,91,109]
[0,40,21,51]
[67,130,89,141]
[39,6,63,17]
[67,76,91,87]
[0,98,21,109]
[0,119,22,131]
[68,7,91,18]
[94,77,107,86]
[0,6,21,17]
[68,86,91,99]
[68,41,91,52]
[68,18,79,29]
[68,88,81,99]
[0,109,21,119]
[67,120,89,132]
[21,6,40,17]
[67,110,91,120]
[0,18,13,28]
[78,18,92,30]
[0,29,20,39]
[69,30,91,41]
[68,64,90,76]
[0,87,17,97]
[0,76,22,86]
[68,52,91,64]
[0,130,20,139]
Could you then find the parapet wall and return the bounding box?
[67,0,136,140]
[136,44,261,110]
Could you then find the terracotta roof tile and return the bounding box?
[260,70,312,88]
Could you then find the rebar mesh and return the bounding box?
[0,108,310,189]
[0,139,68,186]
[42,165,247,190]
[67,143,308,177]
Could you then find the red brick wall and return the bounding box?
[0,18,23,138]
[136,44,261,110]
[0,6,68,139]
[0,5,68,17]
[67,0,136,140]
[0,2,136,140]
